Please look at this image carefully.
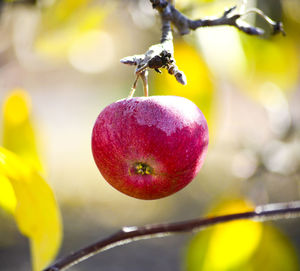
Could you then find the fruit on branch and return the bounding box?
[91,96,209,200]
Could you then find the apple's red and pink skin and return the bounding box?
[91,96,209,200]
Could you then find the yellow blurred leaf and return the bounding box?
[240,35,299,98]
[153,40,215,135]
[1,89,41,216]
[196,27,247,81]
[185,199,299,271]
[175,0,215,9]
[0,175,17,213]
[185,199,262,271]
[1,89,62,270]
[35,0,110,59]
[0,147,62,271]
[282,1,300,43]
[249,224,299,271]
[2,89,42,172]
[41,0,91,30]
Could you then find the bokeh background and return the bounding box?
[0,0,300,270]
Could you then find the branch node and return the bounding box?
[223,5,237,17]
[273,21,286,36]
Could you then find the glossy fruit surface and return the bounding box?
[92,96,209,200]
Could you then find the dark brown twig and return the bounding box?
[44,201,300,271]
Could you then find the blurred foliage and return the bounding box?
[40,0,93,30]
[153,41,215,135]
[185,199,299,271]
[247,224,300,271]
[174,0,216,10]
[3,89,42,171]
[0,174,17,213]
[282,0,300,42]
[5,0,36,3]
[35,0,110,59]
[0,90,62,270]
[240,35,299,99]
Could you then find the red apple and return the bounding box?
[91,96,209,200]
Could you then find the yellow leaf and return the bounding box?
[240,35,299,99]
[35,0,110,59]
[204,200,262,270]
[1,89,41,216]
[249,225,299,271]
[185,199,263,271]
[0,147,62,271]
[41,0,91,30]
[174,0,215,9]
[282,1,300,43]
[185,199,299,271]
[2,89,42,172]
[0,175,17,213]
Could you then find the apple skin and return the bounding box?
[92,96,209,200]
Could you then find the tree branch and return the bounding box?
[121,1,285,96]
[150,0,285,36]
[44,201,300,271]
[121,0,186,96]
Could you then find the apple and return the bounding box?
[91,96,209,200]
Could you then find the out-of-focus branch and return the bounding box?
[44,201,300,271]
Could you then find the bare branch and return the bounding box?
[121,1,284,95]
[120,0,189,97]
[150,0,285,36]
[44,201,300,271]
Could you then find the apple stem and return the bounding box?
[141,70,149,97]
[44,200,300,271]
[128,75,139,98]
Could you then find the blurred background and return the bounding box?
[0,0,299,270]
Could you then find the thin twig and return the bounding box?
[44,201,300,271]
[241,8,286,35]
[140,70,149,96]
[127,75,139,98]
